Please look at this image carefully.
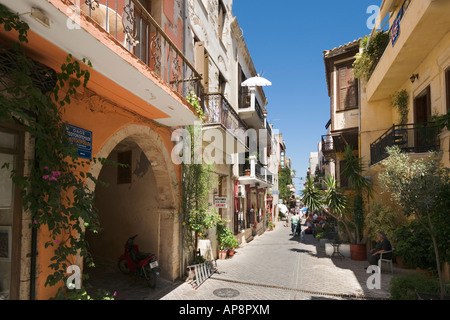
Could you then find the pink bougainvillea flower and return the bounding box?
[42,174,50,180]
[43,166,49,171]
[33,220,38,224]
[49,176,57,181]
[52,171,61,177]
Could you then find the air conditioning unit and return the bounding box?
[237,185,246,198]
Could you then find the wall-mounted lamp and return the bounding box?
[31,7,50,28]
[410,74,419,83]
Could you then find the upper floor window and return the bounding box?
[446,68,450,113]
[238,64,250,108]
[218,0,226,41]
[336,62,359,111]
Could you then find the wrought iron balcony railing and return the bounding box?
[81,0,202,99]
[203,93,248,146]
[370,122,440,165]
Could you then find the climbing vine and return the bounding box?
[353,31,390,82]
[0,5,109,296]
[181,93,223,263]
[392,89,409,125]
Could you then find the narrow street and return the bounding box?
[86,219,411,301]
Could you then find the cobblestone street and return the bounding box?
[87,220,414,301]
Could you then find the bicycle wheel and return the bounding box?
[118,259,129,274]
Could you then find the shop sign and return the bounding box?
[67,124,92,159]
[214,197,227,208]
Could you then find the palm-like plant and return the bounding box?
[341,145,373,243]
[301,176,323,213]
[341,145,372,196]
[322,175,357,243]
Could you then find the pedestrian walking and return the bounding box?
[291,213,299,236]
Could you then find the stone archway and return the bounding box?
[86,124,180,281]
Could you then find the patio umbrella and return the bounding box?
[241,75,272,87]
[279,204,288,214]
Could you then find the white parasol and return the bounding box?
[241,75,272,87]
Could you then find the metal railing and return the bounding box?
[321,134,335,153]
[370,122,440,165]
[203,93,248,146]
[239,161,273,185]
[80,0,202,98]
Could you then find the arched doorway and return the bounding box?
[84,125,180,289]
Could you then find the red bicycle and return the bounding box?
[118,235,160,288]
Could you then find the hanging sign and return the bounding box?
[66,124,93,159]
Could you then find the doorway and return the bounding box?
[413,86,434,152]
[0,124,24,300]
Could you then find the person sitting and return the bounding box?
[367,231,392,267]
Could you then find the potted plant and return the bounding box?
[267,221,275,231]
[217,221,234,260]
[301,155,372,261]
[341,146,373,261]
[225,234,239,258]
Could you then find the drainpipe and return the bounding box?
[179,0,187,280]
[30,222,37,300]
[30,135,39,300]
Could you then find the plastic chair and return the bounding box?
[378,248,394,274]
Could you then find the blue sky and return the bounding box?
[232,0,381,193]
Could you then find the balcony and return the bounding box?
[202,93,248,153]
[238,155,274,188]
[238,88,266,129]
[370,122,440,165]
[321,134,336,161]
[321,129,358,161]
[366,0,450,101]
[5,0,203,126]
[81,0,203,104]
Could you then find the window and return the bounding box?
[238,64,250,108]
[218,0,226,41]
[194,40,209,92]
[117,150,132,184]
[446,68,450,112]
[219,73,227,95]
[336,63,359,111]
[339,160,348,188]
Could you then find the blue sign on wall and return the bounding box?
[391,8,402,46]
[67,124,92,159]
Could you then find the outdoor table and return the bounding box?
[331,242,344,259]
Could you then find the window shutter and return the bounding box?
[337,65,358,110]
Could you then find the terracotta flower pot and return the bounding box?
[218,249,227,260]
[350,244,367,261]
[228,249,234,257]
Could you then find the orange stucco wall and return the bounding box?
[1,23,182,299]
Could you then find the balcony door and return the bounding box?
[413,86,433,152]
